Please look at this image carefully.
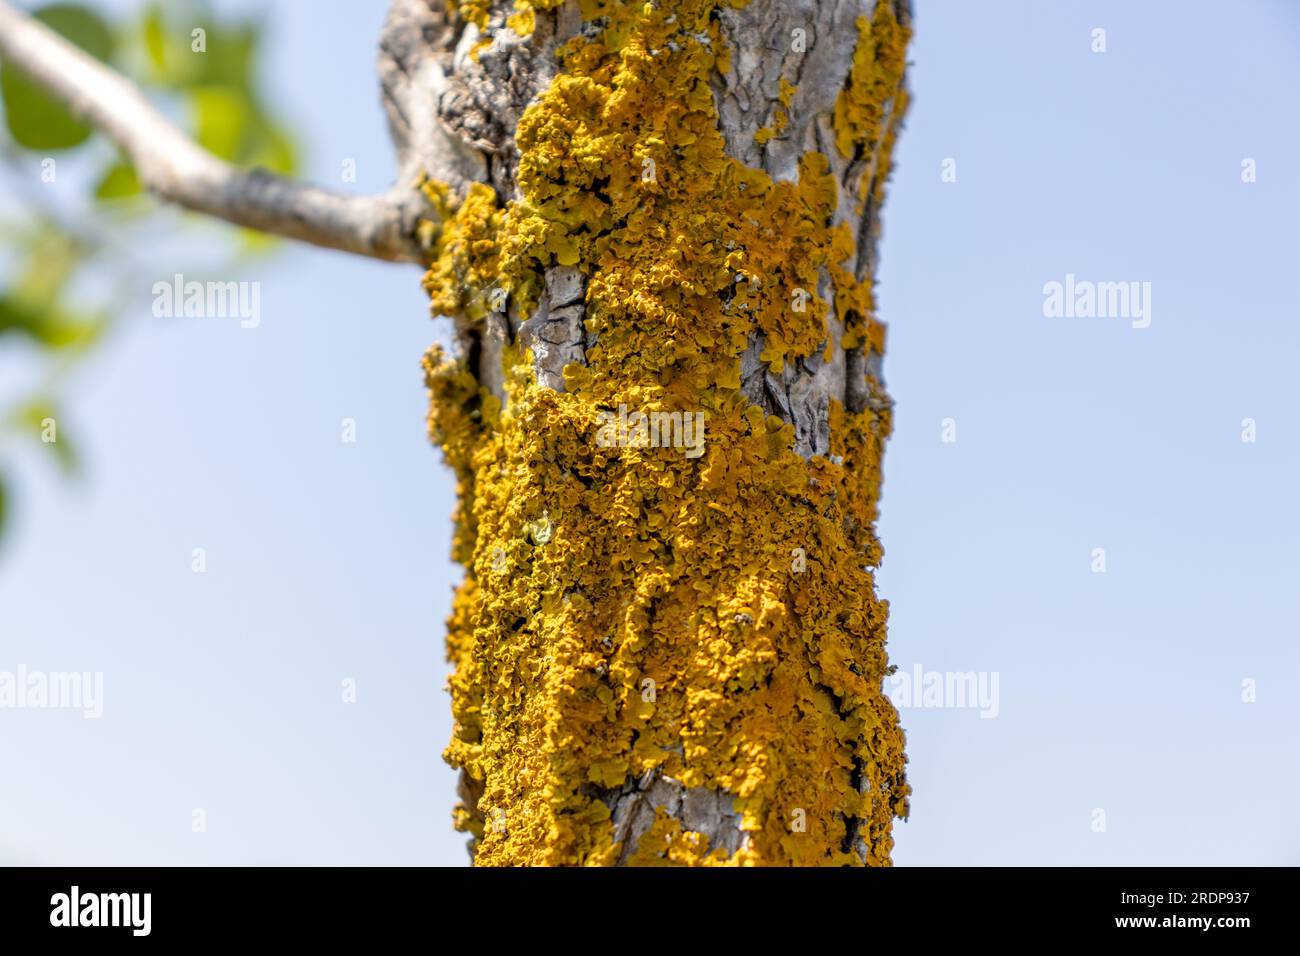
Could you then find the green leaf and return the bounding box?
[192,23,257,89]
[236,228,279,256]
[245,113,297,176]
[93,159,141,200]
[0,293,102,349]
[10,400,78,475]
[142,4,168,74]
[17,228,81,302]
[47,430,78,473]
[1,3,114,150]
[0,293,46,338]
[0,469,8,541]
[139,1,209,89]
[190,84,251,162]
[37,311,107,351]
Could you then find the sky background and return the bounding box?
[1,0,1297,866]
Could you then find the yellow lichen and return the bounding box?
[449,0,493,29]
[421,180,507,323]
[425,0,911,866]
[832,4,910,163]
[755,77,796,146]
[506,2,537,36]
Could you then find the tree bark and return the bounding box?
[407,0,913,866]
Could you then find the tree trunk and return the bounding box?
[395,0,913,865]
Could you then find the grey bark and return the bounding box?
[379,0,909,863]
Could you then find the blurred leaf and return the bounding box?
[10,399,78,475]
[0,294,45,338]
[140,5,259,92]
[236,228,278,255]
[2,227,104,349]
[13,227,80,302]
[39,311,107,351]
[134,7,294,175]
[190,84,251,162]
[139,1,206,89]
[49,430,78,473]
[142,4,168,74]
[0,3,114,150]
[0,293,105,350]
[245,114,297,176]
[194,23,257,89]
[93,159,141,200]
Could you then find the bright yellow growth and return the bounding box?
[426,0,911,865]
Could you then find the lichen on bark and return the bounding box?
[418,0,912,865]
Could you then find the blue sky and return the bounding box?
[1,0,1296,865]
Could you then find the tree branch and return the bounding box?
[0,0,432,263]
